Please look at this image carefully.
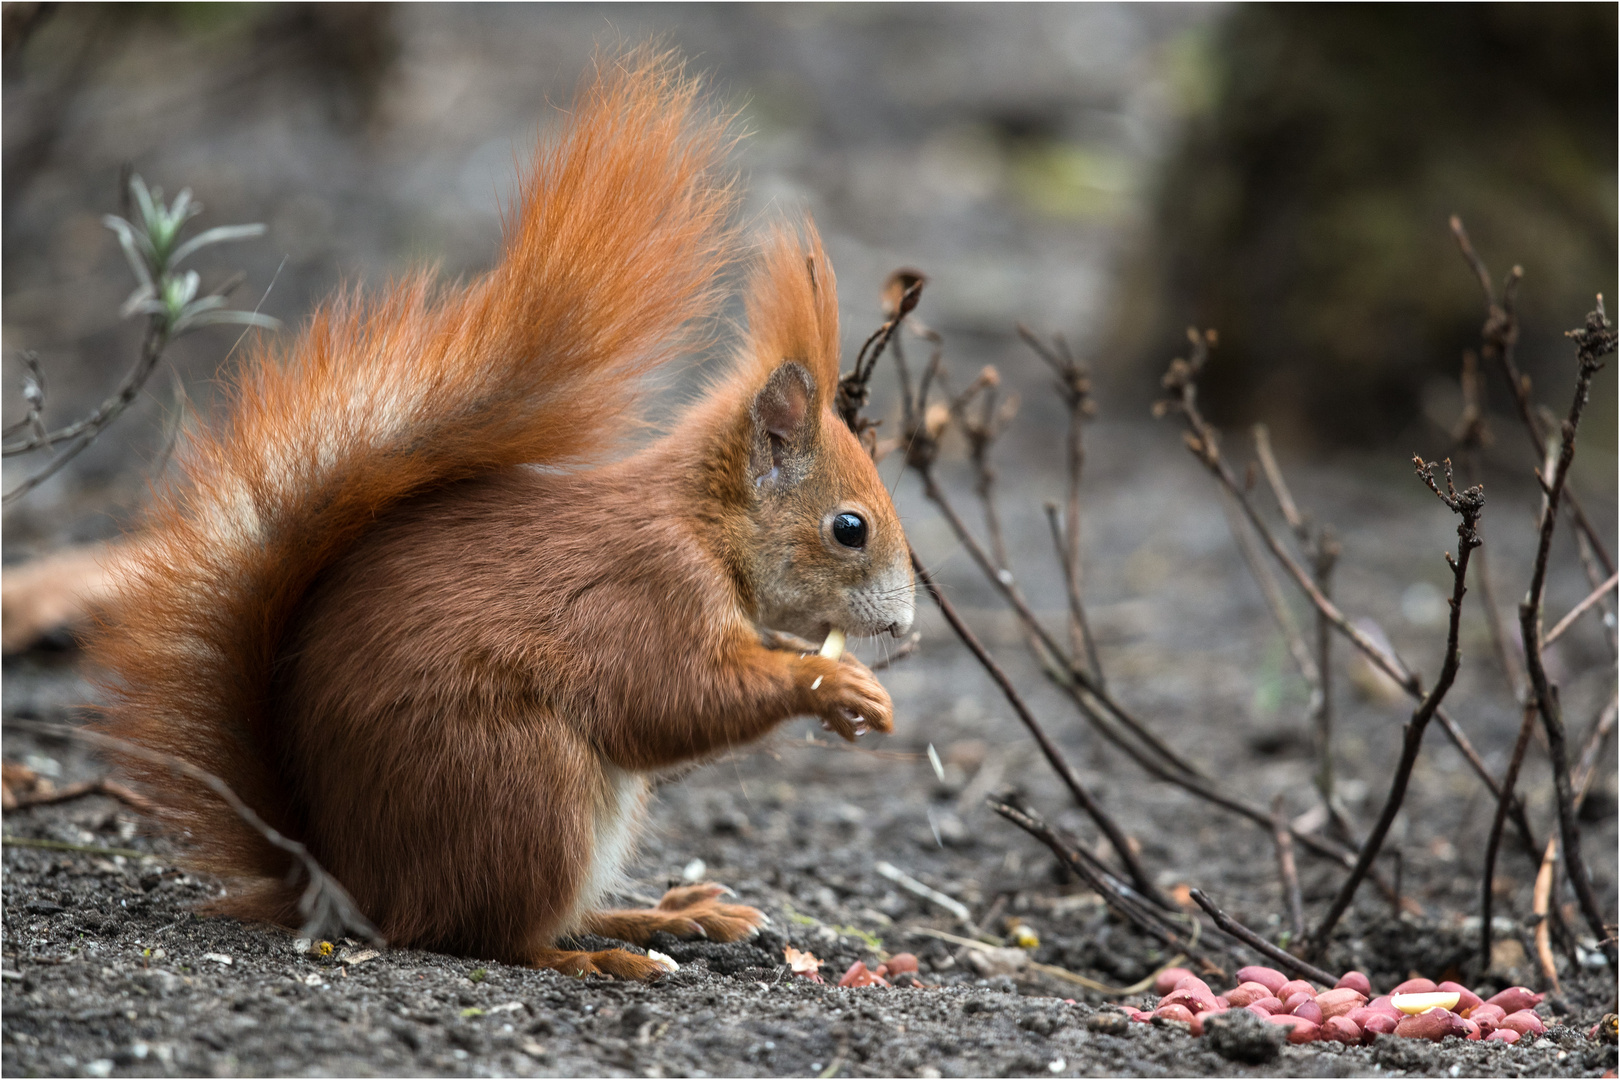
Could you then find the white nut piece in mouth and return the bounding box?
[818,628,847,660]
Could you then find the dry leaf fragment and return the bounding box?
[784,945,825,983]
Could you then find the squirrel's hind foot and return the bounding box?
[528,947,669,980]
[582,883,765,945]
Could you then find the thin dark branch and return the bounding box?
[3,319,167,504]
[1451,350,1526,699]
[924,468,1373,880]
[1252,424,1344,827]
[1216,484,1319,688]
[4,717,382,946]
[1311,533,1343,836]
[1480,700,1540,971]
[1306,457,1482,957]
[1450,216,1614,580]
[1188,888,1336,987]
[1517,301,1617,963]
[1573,695,1617,811]
[1018,325,1104,685]
[912,553,1168,909]
[1573,530,1619,658]
[1043,502,1105,688]
[992,799,1216,970]
[1271,796,1306,943]
[1543,570,1619,649]
[918,469,1207,782]
[1158,330,1545,868]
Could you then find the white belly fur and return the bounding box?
[565,764,649,930]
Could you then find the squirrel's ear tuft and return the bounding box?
[750,361,816,483]
[739,220,840,410]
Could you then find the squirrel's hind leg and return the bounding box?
[581,883,765,944]
[527,947,669,980]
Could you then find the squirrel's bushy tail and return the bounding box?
[91,51,738,884]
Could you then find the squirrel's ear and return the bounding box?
[750,361,816,484]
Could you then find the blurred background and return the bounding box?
[2,2,1614,547]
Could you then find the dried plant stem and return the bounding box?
[4,716,382,945]
[3,775,156,816]
[1479,699,1540,970]
[1187,888,1336,987]
[1216,486,1318,689]
[1450,217,1614,581]
[919,467,1372,878]
[910,554,1166,907]
[991,799,1216,970]
[1517,303,1616,963]
[1573,530,1619,658]
[1532,838,1562,994]
[1311,542,1341,831]
[1018,325,1105,685]
[1543,570,1619,649]
[1160,334,1543,867]
[918,470,1203,782]
[1573,696,1617,807]
[1306,457,1481,957]
[3,319,166,505]
[1272,795,1306,942]
[1043,504,1105,688]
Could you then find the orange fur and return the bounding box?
[89,49,913,974]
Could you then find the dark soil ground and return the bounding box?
[4,7,1617,1077]
[4,421,1617,1078]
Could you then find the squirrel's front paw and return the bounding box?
[798,655,893,742]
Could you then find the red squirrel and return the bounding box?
[88,52,914,980]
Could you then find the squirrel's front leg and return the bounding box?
[597,626,893,769]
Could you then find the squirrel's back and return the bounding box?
[90,51,740,884]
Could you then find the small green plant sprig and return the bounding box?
[3,173,281,504]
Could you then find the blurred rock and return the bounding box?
[1111,5,1618,448]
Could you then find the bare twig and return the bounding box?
[4,717,382,946]
[1271,795,1306,943]
[913,555,1167,908]
[873,860,972,926]
[1018,325,1104,685]
[1450,216,1614,581]
[1043,503,1105,688]
[1543,571,1619,649]
[1573,695,1617,809]
[836,269,923,436]
[1451,349,1526,699]
[919,463,1371,877]
[1479,699,1541,971]
[918,475,1206,782]
[991,799,1218,971]
[3,775,157,816]
[3,319,166,504]
[1159,330,1544,867]
[1307,457,1482,957]
[1216,485,1318,689]
[1251,425,1344,826]
[1532,838,1562,993]
[1188,887,1336,987]
[1516,301,1617,963]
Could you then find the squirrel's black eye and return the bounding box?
[832,512,867,549]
